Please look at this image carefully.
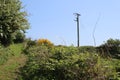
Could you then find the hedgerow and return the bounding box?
[18,45,118,80]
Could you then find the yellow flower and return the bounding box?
[37,39,53,47]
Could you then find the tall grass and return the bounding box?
[0,44,23,65]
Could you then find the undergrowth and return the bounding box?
[18,45,119,80]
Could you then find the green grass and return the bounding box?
[8,43,24,56]
[0,43,27,80]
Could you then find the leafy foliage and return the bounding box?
[22,38,37,54]
[0,0,29,46]
[97,38,120,58]
[13,31,25,43]
[19,46,118,80]
[111,59,120,79]
[79,46,96,53]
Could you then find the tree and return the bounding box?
[0,0,29,46]
[13,31,25,43]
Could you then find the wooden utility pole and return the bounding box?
[74,13,81,47]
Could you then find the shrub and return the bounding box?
[37,39,54,47]
[97,38,120,58]
[18,46,118,80]
[79,46,96,53]
[25,39,36,47]
[18,46,51,80]
[23,38,37,54]
[111,59,120,79]
[13,31,25,43]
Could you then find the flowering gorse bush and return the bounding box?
[37,39,54,47]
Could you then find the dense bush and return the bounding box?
[97,38,120,58]
[79,46,96,53]
[19,46,118,80]
[23,38,37,54]
[37,39,54,47]
[112,59,120,79]
[13,31,25,43]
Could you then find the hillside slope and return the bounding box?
[0,44,27,80]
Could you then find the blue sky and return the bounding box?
[21,0,120,46]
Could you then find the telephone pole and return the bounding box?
[74,13,81,47]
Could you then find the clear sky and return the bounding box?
[21,0,120,46]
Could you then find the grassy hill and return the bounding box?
[0,44,27,80]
